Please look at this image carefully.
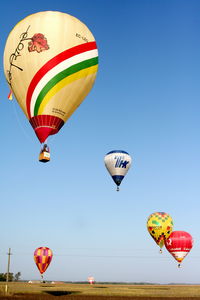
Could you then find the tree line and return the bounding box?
[0,272,21,281]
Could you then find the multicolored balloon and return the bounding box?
[104,150,132,191]
[4,11,98,151]
[165,231,193,267]
[147,212,173,252]
[34,247,53,278]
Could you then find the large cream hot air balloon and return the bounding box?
[4,11,98,162]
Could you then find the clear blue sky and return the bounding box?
[0,0,200,283]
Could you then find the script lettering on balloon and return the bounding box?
[7,26,30,85]
[7,26,49,86]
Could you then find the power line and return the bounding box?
[0,252,199,259]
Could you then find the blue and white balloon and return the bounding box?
[104,150,132,191]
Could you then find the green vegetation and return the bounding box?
[0,272,21,282]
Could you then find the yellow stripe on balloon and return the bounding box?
[38,65,98,115]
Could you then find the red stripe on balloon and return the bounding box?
[26,41,97,119]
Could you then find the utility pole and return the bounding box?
[5,248,12,294]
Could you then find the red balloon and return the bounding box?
[165,231,193,266]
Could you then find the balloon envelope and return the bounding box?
[34,247,53,274]
[165,231,193,264]
[88,276,95,284]
[104,150,132,188]
[147,212,173,249]
[4,11,98,143]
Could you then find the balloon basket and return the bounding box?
[39,151,50,163]
[116,187,119,192]
[39,143,50,163]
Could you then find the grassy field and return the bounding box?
[0,282,200,299]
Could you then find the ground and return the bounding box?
[0,282,200,299]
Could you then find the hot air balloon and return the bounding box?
[104,150,132,191]
[4,11,98,162]
[165,231,193,267]
[147,212,173,253]
[88,276,95,285]
[34,247,53,280]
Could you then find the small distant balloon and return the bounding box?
[104,150,132,191]
[147,212,173,252]
[34,247,53,280]
[88,276,95,285]
[165,231,193,267]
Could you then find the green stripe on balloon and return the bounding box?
[34,57,98,116]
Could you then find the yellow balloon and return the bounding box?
[4,11,98,143]
[147,212,173,250]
